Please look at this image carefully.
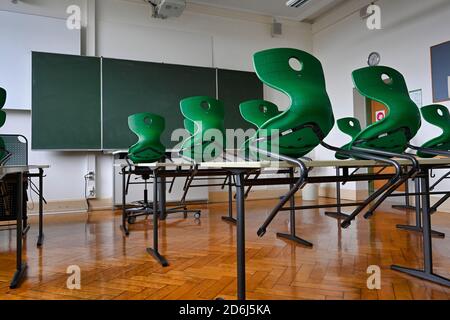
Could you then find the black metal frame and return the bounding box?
[221,174,237,224]
[120,164,202,237]
[391,166,450,287]
[2,166,45,289]
[141,154,450,300]
[275,168,313,247]
[10,171,26,289]
[371,144,450,237]
[255,124,405,234]
[396,178,446,238]
[26,168,45,247]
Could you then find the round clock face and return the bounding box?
[368,52,381,66]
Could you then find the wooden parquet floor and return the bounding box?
[0,198,449,300]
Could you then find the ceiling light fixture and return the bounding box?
[286,0,312,8]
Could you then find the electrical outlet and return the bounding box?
[86,154,97,199]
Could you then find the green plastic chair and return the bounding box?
[334,66,422,226]
[345,66,421,155]
[0,88,8,164]
[417,105,450,158]
[245,48,335,159]
[128,113,166,164]
[335,117,362,160]
[180,96,225,162]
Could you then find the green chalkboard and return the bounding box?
[218,69,263,132]
[102,58,216,149]
[32,53,264,151]
[32,52,101,150]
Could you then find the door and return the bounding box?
[368,100,406,192]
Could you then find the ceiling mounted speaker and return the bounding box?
[272,20,283,37]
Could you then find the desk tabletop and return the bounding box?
[116,153,450,170]
[200,158,450,169]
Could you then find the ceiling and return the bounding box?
[188,0,347,22]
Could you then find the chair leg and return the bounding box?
[276,168,313,247]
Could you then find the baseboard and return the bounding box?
[319,185,369,201]
[88,198,114,211]
[27,199,88,215]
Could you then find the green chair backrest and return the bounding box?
[349,66,421,154]
[0,88,7,163]
[240,100,281,129]
[128,113,166,164]
[417,104,450,158]
[335,117,362,160]
[180,96,225,162]
[246,48,335,159]
[239,100,280,159]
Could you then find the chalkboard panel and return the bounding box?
[32,54,264,151]
[102,58,216,149]
[32,52,101,150]
[218,69,264,131]
[431,41,450,103]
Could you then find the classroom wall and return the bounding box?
[0,0,312,208]
[312,0,450,198]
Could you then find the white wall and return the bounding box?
[0,0,312,205]
[312,0,450,193]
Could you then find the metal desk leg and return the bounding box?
[10,172,27,289]
[158,173,167,221]
[392,180,415,211]
[325,167,351,220]
[37,168,45,247]
[120,167,129,236]
[234,172,246,300]
[277,168,313,247]
[391,169,450,287]
[397,179,445,238]
[222,175,237,224]
[147,171,169,267]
